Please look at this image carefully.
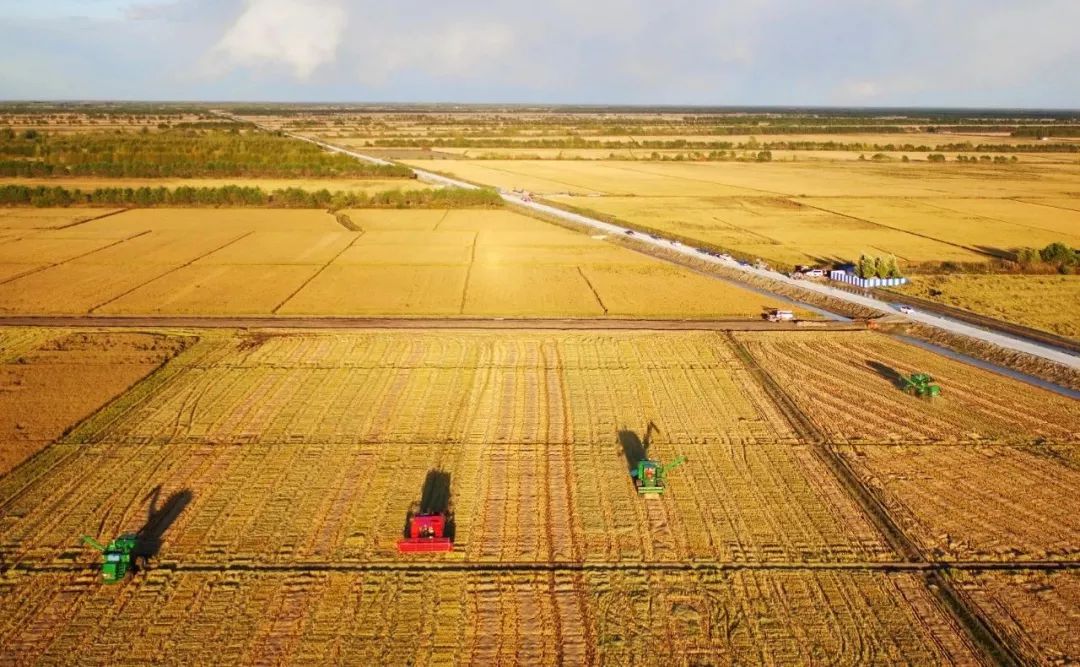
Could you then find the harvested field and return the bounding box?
[0,441,890,566]
[0,330,186,475]
[0,569,979,666]
[734,331,1080,444]
[897,274,1080,340]
[64,331,797,447]
[839,445,1080,561]
[951,570,1080,666]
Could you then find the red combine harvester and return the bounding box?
[398,513,453,553]
[398,469,454,553]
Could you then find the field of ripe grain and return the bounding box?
[951,570,1080,665]
[839,445,1080,561]
[562,195,986,267]
[0,330,186,475]
[0,207,800,318]
[406,159,1080,198]
[0,568,980,666]
[898,274,1080,340]
[799,197,1080,255]
[734,331,1080,444]
[0,208,125,230]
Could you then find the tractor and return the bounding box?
[631,456,688,495]
[81,534,138,584]
[903,372,941,398]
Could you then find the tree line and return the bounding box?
[0,184,503,209]
[0,129,411,179]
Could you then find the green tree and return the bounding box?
[1040,242,1078,267]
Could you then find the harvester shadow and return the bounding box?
[618,421,658,472]
[135,485,192,565]
[402,469,454,540]
[865,360,907,390]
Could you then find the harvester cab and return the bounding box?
[631,455,687,495]
[903,372,941,398]
[81,533,138,584]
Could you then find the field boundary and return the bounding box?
[271,232,364,314]
[0,315,868,330]
[0,229,152,287]
[55,207,132,230]
[576,267,609,315]
[10,560,1080,575]
[87,231,254,313]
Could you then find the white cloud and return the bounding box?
[209,0,344,79]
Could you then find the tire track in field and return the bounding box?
[574,267,608,315]
[725,332,1023,667]
[0,229,152,287]
[54,208,132,230]
[458,232,479,315]
[86,231,255,313]
[270,232,364,314]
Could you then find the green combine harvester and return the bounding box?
[81,534,138,584]
[631,455,687,495]
[903,373,941,398]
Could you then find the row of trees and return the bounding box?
[1016,242,1079,273]
[0,129,411,179]
[0,184,503,209]
[856,254,903,279]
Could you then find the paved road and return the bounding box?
[277,129,1079,371]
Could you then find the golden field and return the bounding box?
[898,274,1080,340]
[0,207,803,318]
[1,328,1076,664]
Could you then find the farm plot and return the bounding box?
[561,195,986,267]
[950,570,1080,666]
[407,159,1080,198]
[0,441,892,567]
[897,274,1080,340]
[0,569,981,665]
[0,330,187,475]
[96,264,322,315]
[797,197,1080,254]
[0,206,796,318]
[734,331,1080,444]
[0,208,124,230]
[78,208,343,234]
[65,331,797,448]
[837,445,1080,562]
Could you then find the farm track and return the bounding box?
[10,560,1080,575]
[726,333,1024,667]
[0,315,867,331]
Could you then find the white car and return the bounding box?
[897,305,915,315]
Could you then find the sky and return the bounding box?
[1,0,1078,107]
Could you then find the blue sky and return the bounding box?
[2,0,1078,107]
